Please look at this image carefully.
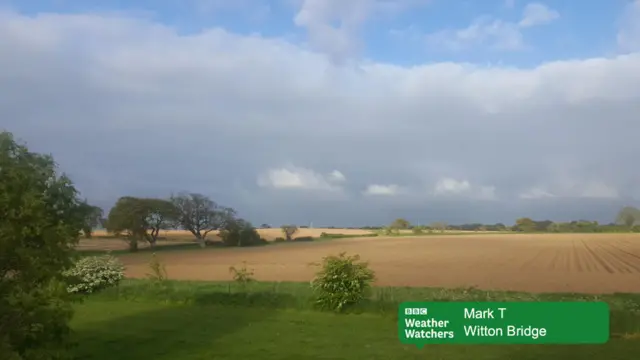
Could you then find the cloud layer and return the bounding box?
[1,7,639,226]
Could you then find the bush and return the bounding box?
[220,219,266,247]
[64,254,125,294]
[293,236,314,242]
[310,252,375,312]
[412,226,424,234]
[274,237,285,242]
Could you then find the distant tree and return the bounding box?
[0,131,86,359]
[514,217,536,232]
[616,206,640,229]
[170,193,236,247]
[281,225,299,241]
[412,225,425,234]
[260,223,271,229]
[430,221,447,233]
[219,219,264,247]
[78,200,103,238]
[390,218,410,230]
[106,197,177,251]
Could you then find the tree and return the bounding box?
[514,217,536,232]
[170,193,236,247]
[78,200,103,238]
[281,225,298,241]
[616,206,640,229]
[390,218,410,230]
[0,131,86,359]
[219,219,264,247]
[430,221,447,233]
[106,197,177,251]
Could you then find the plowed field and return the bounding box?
[118,233,640,294]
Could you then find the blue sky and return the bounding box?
[1,0,639,226]
[2,0,628,66]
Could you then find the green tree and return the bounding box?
[390,218,410,230]
[615,206,640,230]
[0,131,85,360]
[106,197,177,251]
[170,193,236,247]
[78,201,103,238]
[514,217,536,232]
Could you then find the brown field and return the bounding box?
[84,232,640,294]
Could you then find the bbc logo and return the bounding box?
[405,307,428,315]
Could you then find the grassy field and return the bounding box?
[71,232,640,359]
[71,280,640,360]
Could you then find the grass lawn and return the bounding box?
[70,280,640,360]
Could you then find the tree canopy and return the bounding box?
[170,193,236,246]
[0,131,86,359]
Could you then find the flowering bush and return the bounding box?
[310,252,375,312]
[64,254,125,294]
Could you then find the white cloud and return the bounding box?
[519,187,555,199]
[257,166,345,191]
[618,0,640,53]
[363,184,401,195]
[432,178,497,200]
[0,10,639,225]
[328,170,346,182]
[518,3,560,28]
[520,181,619,200]
[292,0,428,61]
[427,2,559,50]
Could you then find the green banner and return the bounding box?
[399,301,609,346]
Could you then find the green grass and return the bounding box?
[71,279,640,359]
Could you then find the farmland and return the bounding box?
[71,231,640,360]
[89,232,640,293]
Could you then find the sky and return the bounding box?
[1,0,640,227]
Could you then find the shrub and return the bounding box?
[274,237,285,242]
[412,226,424,234]
[320,232,329,237]
[310,252,375,312]
[293,236,314,242]
[64,254,125,294]
[220,219,265,247]
[146,253,168,282]
[229,262,255,290]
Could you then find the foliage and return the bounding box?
[63,254,125,294]
[78,201,103,238]
[0,131,86,360]
[146,253,168,283]
[281,225,299,241]
[310,252,376,312]
[170,193,236,246]
[106,197,177,251]
[273,237,285,242]
[616,206,640,229]
[219,219,266,247]
[390,218,410,230]
[411,226,424,234]
[229,262,255,287]
[293,236,314,242]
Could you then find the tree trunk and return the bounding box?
[129,238,138,252]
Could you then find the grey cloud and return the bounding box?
[1,10,640,226]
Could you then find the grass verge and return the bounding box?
[71,279,640,360]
